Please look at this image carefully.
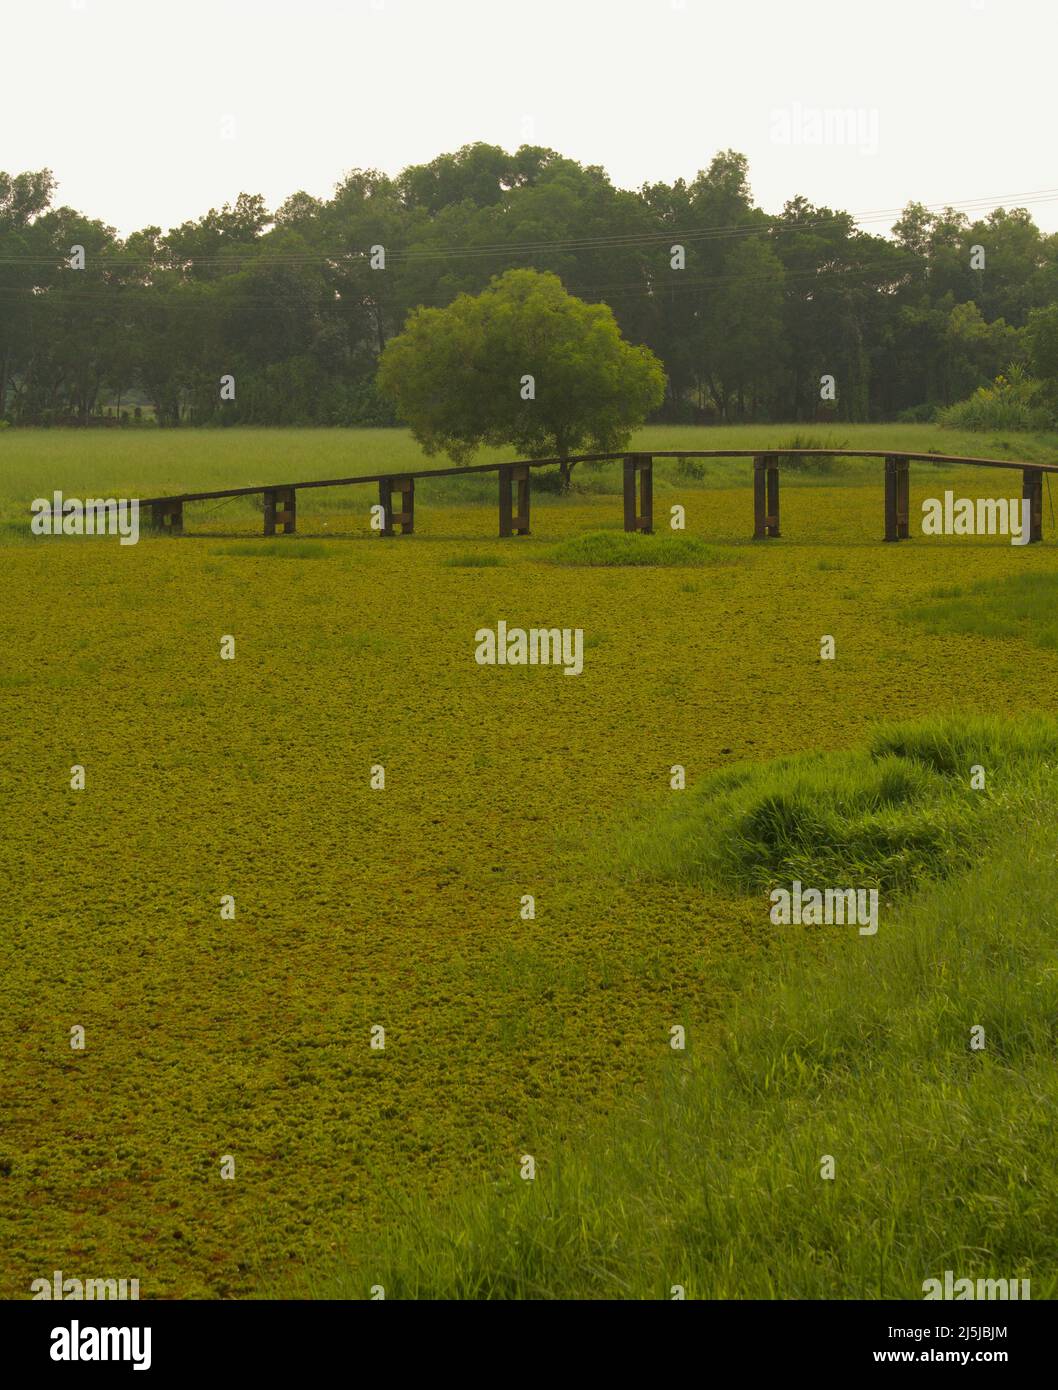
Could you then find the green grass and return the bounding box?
[908,571,1058,651]
[287,718,1058,1299]
[4,423,1058,533]
[545,530,736,567]
[609,715,1058,896]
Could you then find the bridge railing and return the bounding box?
[140,450,1058,543]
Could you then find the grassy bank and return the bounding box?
[287,718,1058,1299]
[609,715,1058,896]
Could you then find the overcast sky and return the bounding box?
[4,0,1056,237]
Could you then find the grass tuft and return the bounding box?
[545,531,736,567]
[610,714,1058,896]
[442,552,506,567]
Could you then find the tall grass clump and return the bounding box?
[773,432,851,473]
[210,540,331,559]
[612,714,1058,896]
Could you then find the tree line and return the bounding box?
[2,145,1057,428]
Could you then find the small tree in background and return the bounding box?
[377,268,666,488]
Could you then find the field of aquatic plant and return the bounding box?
[2,425,1058,1298]
[306,724,1058,1300]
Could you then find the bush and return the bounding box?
[674,455,707,480]
[896,402,940,424]
[939,368,1053,432]
[773,432,850,473]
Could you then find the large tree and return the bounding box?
[376,268,665,486]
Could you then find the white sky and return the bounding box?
[4,0,1056,238]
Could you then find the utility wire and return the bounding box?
[1,188,1056,268]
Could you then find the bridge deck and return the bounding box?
[137,448,1057,544]
[138,449,1058,507]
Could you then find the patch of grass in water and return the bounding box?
[610,714,1058,897]
[443,553,506,567]
[545,531,736,567]
[907,571,1058,651]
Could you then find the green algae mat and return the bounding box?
[3,430,1058,1297]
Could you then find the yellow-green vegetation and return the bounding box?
[308,772,1058,1299]
[2,424,1058,1300]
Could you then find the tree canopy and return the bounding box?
[1,143,1056,428]
[376,268,666,465]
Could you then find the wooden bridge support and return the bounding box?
[499,464,531,536]
[149,498,184,535]
[1022,468,1044,543]
[263,485,297,536]
[623,454,654,533]
[378,476,415,536]
[884,456,910,541]
[752,455,780,537]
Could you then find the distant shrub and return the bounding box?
[532,466,568,494]
[896,402,941,423]
[674,455,707,480]
[939,367,1053,432]
[342,378,401,427]
[546,531,735,567]
[773,432,850,473]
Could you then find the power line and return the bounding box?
[1,188,1056,269]
[0,248,1019,313]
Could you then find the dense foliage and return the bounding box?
[3,146,1058,427]
[377,269,666,465]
